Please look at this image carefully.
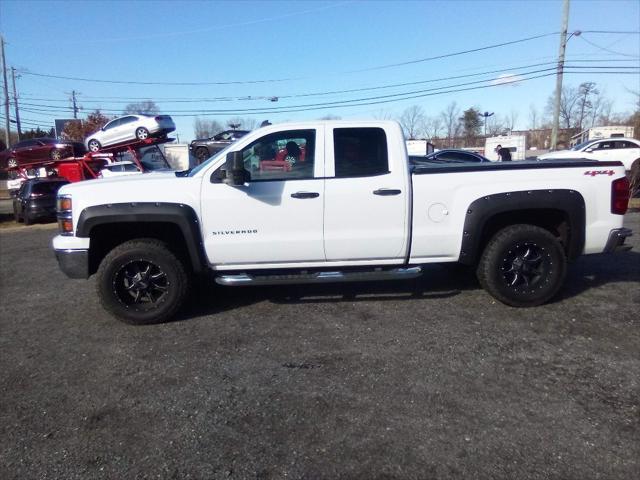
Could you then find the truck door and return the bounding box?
[323,126,410,262]
[201,128,326,266]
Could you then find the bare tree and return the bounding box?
[546,85,580,128]
[590,93,612,127]
[576,82,599,130]
[241,117,259,130]
[398,105,425,139]
[485,115,505,136]
[123,100,160,115]
[372,109,394,120]
[528,105,538,130]
[507,109,519,132]
[421,115,443,140]
[440,102,460,147]
[193,117,223,138]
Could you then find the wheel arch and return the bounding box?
[459,189,585,265]
[77,202,207,276]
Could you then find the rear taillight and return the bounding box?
[611,177,630,215]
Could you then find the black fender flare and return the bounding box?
[459,189,586,265]
[76,202,207,273]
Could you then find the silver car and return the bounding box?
[85,114,176,152]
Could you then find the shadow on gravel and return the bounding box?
[178,264,477,322]
[176,250,640,322]
[559,250,640,301]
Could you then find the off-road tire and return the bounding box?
[96,239,190,325]
[477,224,567,307]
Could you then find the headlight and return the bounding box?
[56,194,73,235]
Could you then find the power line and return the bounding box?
[17,65,638,115]
[15,61,637,111]
[578,35,640,58]
[15,68,637,119]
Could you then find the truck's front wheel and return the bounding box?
[96,239,190,324]
[477,224,567,307]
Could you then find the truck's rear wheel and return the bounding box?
[477,224,567,307]
[96,239,190,324]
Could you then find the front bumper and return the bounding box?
[54,249,89,279]
[603,228,633,253]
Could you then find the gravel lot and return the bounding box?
[1,214,639,479]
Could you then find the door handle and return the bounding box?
[291,191,320,199]
[373,188,402,196]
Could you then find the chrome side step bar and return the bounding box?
[215,266,423,287]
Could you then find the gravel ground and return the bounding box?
[1,214,639,480]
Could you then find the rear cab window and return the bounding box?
[333,127,389,177]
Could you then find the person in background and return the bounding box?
[496,144,512,162]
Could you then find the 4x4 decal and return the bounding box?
[584,170,615,177]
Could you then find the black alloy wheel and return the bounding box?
[477,224,567,307]
[96,239,190,324]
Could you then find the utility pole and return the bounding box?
[11,67,21,140]
[71,90,79,119]
[481,111,494,137]
[1,35,11,147]
[550,0,570,151]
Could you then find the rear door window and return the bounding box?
[333,128,388,177]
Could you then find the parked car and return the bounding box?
[98,161,142,178]
[85,114,176,152]
[410,149,490,165]
[537,137,640,171]
[12,178,69,225]
[189,129,249,163]
[0,138,85,171]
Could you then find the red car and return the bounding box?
[0,138,86,171]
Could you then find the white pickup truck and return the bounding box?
[52,120,632,324]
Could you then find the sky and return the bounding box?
[1,0,639,141]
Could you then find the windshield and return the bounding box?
[188,142,235,177]
[570,140,593,151]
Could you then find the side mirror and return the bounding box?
[9,190,18,198]
[585,148,594,153]
[223,151,250,186]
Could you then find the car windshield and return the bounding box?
[188,142,236,177]
[571,140,593,151]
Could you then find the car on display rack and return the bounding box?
[189,129,250,163]
[52,120,632,325]
[0,138,86,171]
[98,161,142,178]
[410,149,490,165]
[537,137,640,171]
[12,177,70,225]
[85,114,176,152]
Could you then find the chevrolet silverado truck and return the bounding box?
[52,121,632,324]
